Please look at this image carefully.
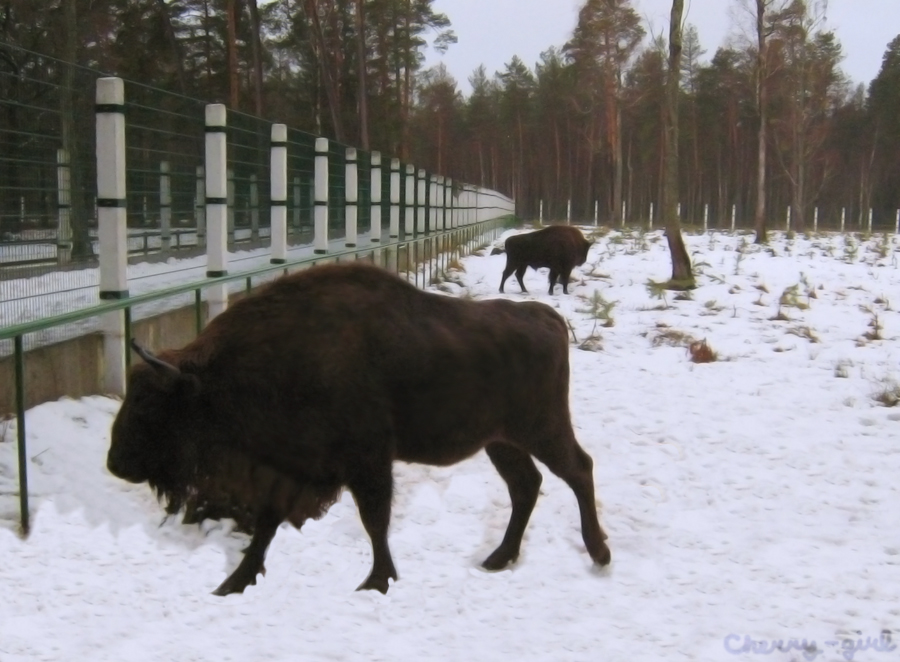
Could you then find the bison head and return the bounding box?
[579,239,591,265]
[107,340,200,498]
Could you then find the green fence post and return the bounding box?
[14,335,29,535]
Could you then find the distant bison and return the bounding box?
[107,263,610,596]
[499,225,592,295]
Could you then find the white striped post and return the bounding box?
[841,207,846,233]
[96,77,128,396]
[868,208,873,233]
[649,202,654,229]
[160,160,171,250]
[205,103,229,320]
[594,200,599,226]
[370,152,382,242]
[731,204,736,232]
[270,123,288,264]
[292,176,301,234]
[250,174,259,241]
[447,179,459,229]
[786,206,791,232]
[474,187,481,224]
[895,209,899,235]
[404,164,415,237]
[314,137,329,254]
[345,147,358,247]
[226,167,235,243]
[461,183,468,227]
[677,202,681,221]
[417,169,427,235]
[389,158,400,239]
[622,200,627,226]
[195,166,205,245]
[446,177,453,230]
[437,176,446,231]
[813,207,818,232]
[539,199,543,224]
[56,147,72,264]
[703,203,709,232]
[428,174,438,232]
[567,198,571,225]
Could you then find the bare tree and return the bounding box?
[226,0,240,109]
[248,0,265,116]
[355,0,370,149]
[663,0,693,286]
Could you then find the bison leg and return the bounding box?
[547,269,559,295]
[499,263,515,293]
[561,268,573,294]
[528,437,611,566]
[348,469,398,594]
[482,442,542,571]
[515,265,528,293]
[212,510,282,596]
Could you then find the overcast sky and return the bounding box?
[423,0,900,95]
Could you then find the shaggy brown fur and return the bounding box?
[499,225,592,295]
[107,262,610,596]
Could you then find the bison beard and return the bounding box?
[107,262,611,595]
[499,225,592,295]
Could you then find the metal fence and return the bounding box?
[2,41,507,357]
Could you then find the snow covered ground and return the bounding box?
[2,227,900,661]
[1,233,347,356]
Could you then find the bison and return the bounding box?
[499,225,592,295]
[107,262,610,596]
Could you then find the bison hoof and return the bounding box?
[481,548,518,572]
[211,577,252,597]
[591,542,612,567]
[211,563,265,596]
[356,575,392,594]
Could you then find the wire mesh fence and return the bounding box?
[0,40,519,360]
[0,43,101,351]
[285,127,316,246]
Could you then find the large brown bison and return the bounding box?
[107,262,610,596]
[499,225,592,295]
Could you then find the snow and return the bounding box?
[0,233,362,356]
[2,227,900,661]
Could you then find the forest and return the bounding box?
[2,0,900,231]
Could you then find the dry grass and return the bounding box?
[688,340,718,363]
[873,381,900,407]
[863,312,884,341]
[446,258,466,272]
[578,334,604,352]
[834,360,853,379]
[651,328,696,348]
[786,325,820,343]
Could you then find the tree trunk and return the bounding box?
[613,101,623,224]
[400,1,412,159]
[304,0,345,141]
[61,0,92,258]
[355,0,370,150]
[225,0,240,109]
[156,0,187,94]
[248,0,264,116]
[202,0,213,97]
[663,0,693,287]
[754,0,769,243]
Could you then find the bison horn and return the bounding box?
[131,339,181,377]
